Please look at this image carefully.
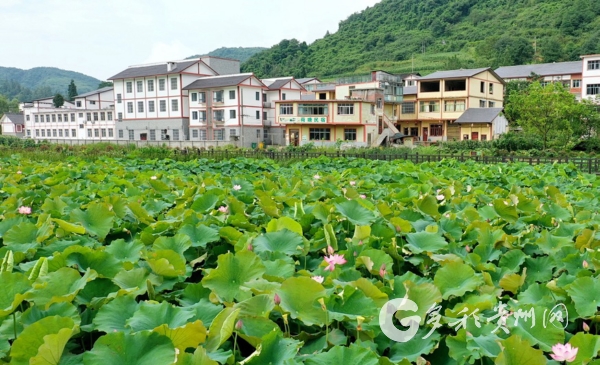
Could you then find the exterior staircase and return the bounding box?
[371,113,400,147]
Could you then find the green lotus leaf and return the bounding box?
[205,307,240,352]
[179,224,220,248]
[83,331,175,365]
[153,319,207,351]
[434,261,483,300]
[236,316,280,348]
[105,239,144,263]
[127,201,155,225]
[241,329,301,365]
[153,234,192,255]
[493,199,519,223]
[191,193,219,213]
[177,347,218,365]
[146,249,187,278]
[405,231,447,254]
[324,223,338,250]
[335,200,377,226]
[417,195,440,218]
[389,328,441,363]
[0,271,30,317]
[93,295,139,333]
[277,276,326,326]
[235,294,275,318]
[507,306,565,351]
[3,222,39,252]
[398,281,443,325]
[499,250,527,272]
[304,343,380,365]
[202,251,265,302]
[494,335,547,365]
[10,316,77,365]
[28,268,97,310]
[567,276,600,317]
[327,285,378,322]
[52,218,86,235]
[253,230,304,256]
[70,202,115,240]
[355,248,393,275]
[63,245,123,278]
[568,333,600,364]
[0,338,8,359]
[263,258,296,279]
[126,300,194,332]
[266,216,303,236]
[21,302,81,328]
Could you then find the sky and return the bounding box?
[1,0,381,80]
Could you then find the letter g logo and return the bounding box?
[379,298,420,343]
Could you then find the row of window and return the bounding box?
[587,84,600,95]
[307,128,358,141]
[191,110,268,122]
[189,91,288,104]
[418,100,495,112]
[116,129,180,141]
[33,112,113,123]
[588,60,600,71]
[125,78,177,94]
[126,100,178,114]
[278,103,356,116]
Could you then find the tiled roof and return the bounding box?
[455,108,503,124]
[75,87,114,98]
[419,68,491,80]
[182,74,252,90]
[403,86,417,95]
[108,60,200,80]
[495,61,582,79]
[268,79,291,90]
[2,113,24,124]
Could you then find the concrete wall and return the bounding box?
[115,118,189,141]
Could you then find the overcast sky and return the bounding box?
[1,0,381,80]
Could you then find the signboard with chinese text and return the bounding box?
[278,117,327,124]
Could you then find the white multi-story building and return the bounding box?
[581,54,600,103]
[261,77,304,145]
[108,56,239,142]
[22,87,115,140]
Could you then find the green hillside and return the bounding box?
[187,47,267,63]
[0,66,102,101]
[241,0,600,78]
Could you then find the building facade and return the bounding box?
[0,113,25,137]
[495,61,583,98]
[582,54,600,103]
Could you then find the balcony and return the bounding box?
[384,95,403,103]
[263,102,272,108]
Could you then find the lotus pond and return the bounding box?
[1,155,600,364]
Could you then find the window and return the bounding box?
[117,93,122,103]
[159,79,165,91]
[587,84,600,95]
[58,129,63,137]
[444,100,465,112]
[337,103,354,115]
[94,129,99,137]
[117,112,123,121]
[100,112,105,121]
[101,128,107,137]
[52,129,57,137]
[256,129,261,138]
[192,129,198,139]
[172,129,179,141]
[264,128,268,139]
[159,100,166,112]
[214,129,224,140]
[479,100,486,108]
[481,134,487,141]
[119,129,124,138]
[420,101,440,112]
[401,102,415,114]
[309,128,331,141]
[41,129,45,137]
[376,98,382,109]
[136,81,143,93]
[52,114,56,122]
[161,129,168,140]
[108,112,113,121]
[200,130,207,140]
[230,110,236,119]
[127,102,133,113]
[58,114,62,122]
[444,79,466,91]
[420,81,440,92]
[128,130,134,140]
[150,129,156,140]
[282,93,287,100]
[79,124,84,129]
[76,101,82,107]
[230,90,236,100]
[147,80,154,92]
[214,110,224,121]
[263,94,267,102]
[299,104,328,115]
[35,129,40,137]
[170,77,178,90]
[280,103,293,115]
[64,114,68,121]
[588,60,600,70]
[463,134,469,140]
[87,129,92,137]
[255,91,260,100]
[230,129,237,137]
[171,99,178,112]
[146,101,154,113]
[344,128,357,141]
[72,129,76,137]
[489,83,494,94]
[430,124,443,137]
[199,92,206,103]
[213,91,224,103]
[480,81,485,93]
[256,110,260,119]
[191,92,198,102]
[138,101,144,113]
[108,129,113,137]
[70,113,75,121]
[199,111,206,121]
[573,79,582,88]
[126,82,132,93]
[86,113,91,121]
[46,115,50,123]
[35,115,39,123]
[263,111,267,120]
[192,111,198,120]
[488,101,496,108]
[65,129,69,137]
[93,112,99,121]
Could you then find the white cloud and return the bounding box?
[143,41,196,64]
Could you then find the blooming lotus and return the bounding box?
[324,254,347,271]
[550,343,578,362]
[312,275,324,284]
[218,206,229,214]
[360,194,366,199]
[233,185,242,191]
[150,175,157,180]
[327,245,335,255]
[350,181,356,186]
[313,174,320,180]
[18,206,31,215]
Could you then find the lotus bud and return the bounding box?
[247,244,253,251]
[327,245,335,255]
[318,298,326,311]
[395,225,402,233]
[465,245,471,253]
[379,264,386,278]
[235,320,243,331]
[583,322,590,332]
[274,293,281,305]
[583,260,589,269]
[283,313,289,326]
[357,315,365,331]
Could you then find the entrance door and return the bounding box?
[471,132,479,141]
[289,129,299,146]
[140,133,147,141]
[423,127,428,142]
[378,117,384,134]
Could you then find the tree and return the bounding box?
[67,80,78,102]
[53,93,65,108]
[541,36,564,63]
[503,80,531,124]
[493,36,534,67]
[98,81,113,89]
[506,82,583,149]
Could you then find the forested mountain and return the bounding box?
[0,67,102,101]
[187,47,267,63]
[241,0,600,78]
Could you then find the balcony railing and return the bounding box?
[384,95,403,103]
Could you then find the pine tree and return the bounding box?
[53,93,65,108]
[67,80,78,101]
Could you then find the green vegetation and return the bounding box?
[187,47,267,63]
[52,93,65,108]
[242,0,600,78]
[0,155,598,363]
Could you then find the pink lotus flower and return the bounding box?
[327,245,335,255]
[360,194,366,199]
[313,174,320,180]
[436,194,445,201]
[247,244,253,251]
[379,264,386,278]
[18,206,31,215]
[150,175,157,180]
[550,343,578,362]
[233,185,242,191]
[350,181,356,186]
[324,254,347,271]
[235,319,243,331]
[274,293,281,305]
[218,206,229,214]
[312,275,324,284]
[583,322,590,332]
[583,260,589,269]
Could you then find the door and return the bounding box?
[289,129,299,146]
[378,117,384,134]
[140,133,147,141]
[423,127,428,142]
[471,132,479,141]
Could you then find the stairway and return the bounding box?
[371,113,400,147]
